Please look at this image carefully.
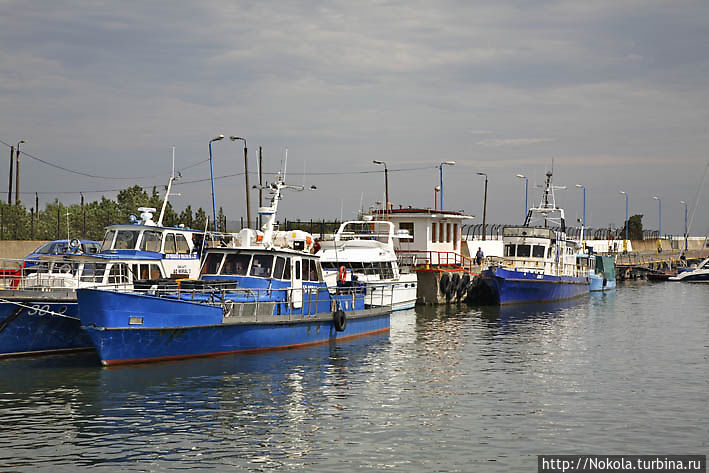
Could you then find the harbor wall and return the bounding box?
[0,241,47,261]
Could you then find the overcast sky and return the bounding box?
[1,0,708,235]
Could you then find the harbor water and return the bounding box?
[1,281,706,472]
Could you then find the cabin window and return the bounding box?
[201,253,224,275]
[273,257,286,279]
[432,223,437,243]
[107,263,130,284]
[221,253,251,275]
[101,230,116,251]
[505,244,516,257]
[51,262,79,275]
[114,230,139,250]
[294,260,301,280]
[381,262,394,279]
[532,245,546,258]
[439,223,444,243]
[303,259,318,281]
[283,258,291,280]
[140,231,162,252]
[517,244,531,257]
[453,224,458,250]
[163,233,177,254]
[132,264,162,280]
[80,263,107,283]
[176,234,190,254]
[399,222,414,243]
[446,223,451,242]
[250,254,273,278]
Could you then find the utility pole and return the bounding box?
[15,140,25,204]
[8,146,13,204]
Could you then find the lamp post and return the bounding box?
[372,160,389,218]
[7,145,14,204]
[652,196,661,240]
[15,140,25,204]
[680,200,688,252]
[439,161,455,210]
[619,191,628,252]
[208,135,225,232]
[575,184,586,242]
[516,174,528,223]
[434,185,440,210]
[230,136,250,228]
[476,172,488,240]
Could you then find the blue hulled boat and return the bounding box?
[77,173,392,365]
[481,170,590,305]
[0,210,205,358]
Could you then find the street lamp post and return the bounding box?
[434,186,440,210]
[208,135,225,232]
[372,160,389,218]
[476,172,488,240]
[439,161,455,210]
[516,174,528,223]
[652,196,661,241]
[230,136,250,228]
[15,140,25,204]
[619,191,628,253]
[680,200,688,252]
[8,145,14,204]
[575,184,586,242]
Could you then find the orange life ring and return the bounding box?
[338,265,347,283]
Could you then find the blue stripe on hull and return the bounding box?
[0,302,93,357]
[84,314,390,365]
[482,268,589,305]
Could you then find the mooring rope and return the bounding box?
[0,298,79,320]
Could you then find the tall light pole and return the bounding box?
[14,140,25,204]
[619,191,628,252]
[439,161,455,210]
[476,172,488,240]
[575,184,586,242]
[372,160,389,218]
[230,136,250,228]
[516,174,528,223]
[652,196,661,240]
[8,145,14,204]
[680,200,688,252]
[434,185,440,210]
[208,135,225,232]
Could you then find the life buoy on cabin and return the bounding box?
[333,309,347,332]
[338,265,347,283]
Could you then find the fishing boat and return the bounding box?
[317,219,417,310]
[480,171,590,305]
[77,173,392,366]
[668,258,709,282]
[0,169,205,358]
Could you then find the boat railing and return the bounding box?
[93,280,397,317]
[395,250,479,273]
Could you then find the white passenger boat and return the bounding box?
[668,258,709,282]
[317,219,418,310]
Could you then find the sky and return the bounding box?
[1,0,708,236]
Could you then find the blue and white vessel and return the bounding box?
[481,170,590,305]
[668,257,709,282]
[0,172,205,358]
[77,173,392,366]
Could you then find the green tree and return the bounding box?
[625,214,643,240]
[194,208,207,231]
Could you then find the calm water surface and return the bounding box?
[1,282,706,472]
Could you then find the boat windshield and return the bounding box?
[250,254,274,278]
[220,253,251,276]
[114,230,140,250]
[101,230,116,251]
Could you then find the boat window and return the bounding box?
[294,260,301,280]
[532,245,545,258]
[164,233,177,254]
[101,230,116,250]
[176,234,190,254]
[114,230,139,250]
[381,262,394,279]
[439,223,444,244]
[453,224,458,250]
[201,253,224,275]
[150,264,161,279]
[80,263,107,283]
[250,254,273,278]
[273,256,286,279]
[399,222,414,243]
[302,259,311,281]
[140,231,162,252]
[446,223,451,243]
[107,263,130,284]
[504,244,516,257]
[221,253,251,276]
[432,223,437,243]
[51,262,79,275]
[283,258,291,280]
[307,259,318,281]
[517,244,531,257]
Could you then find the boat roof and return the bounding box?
[370,208,472,220]
[106,223,202,233]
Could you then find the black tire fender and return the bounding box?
[333,309,347,332]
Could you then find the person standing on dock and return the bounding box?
[475,247,484,265]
